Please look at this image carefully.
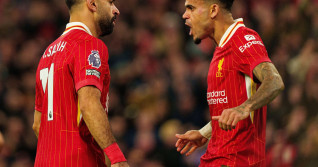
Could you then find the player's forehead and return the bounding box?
[185,0,205,8]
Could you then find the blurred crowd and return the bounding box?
[0,0,317,166]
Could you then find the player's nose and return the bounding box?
[182,11,189,19]
[113,5,120,16]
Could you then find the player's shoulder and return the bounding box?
[65,31,108,50]
[231,26,266,53]
[65,30,94,40]
[234,26,262,41]
[78,34,106,49]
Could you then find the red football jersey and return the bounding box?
[200,19,271,167]
[35,22,110,167]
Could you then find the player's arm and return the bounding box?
[247,62,284,110]
[175,121,211,156]
[32,110,41,138]
[213,62,284,130]
[0,131,4,151]
[78,86,127,166]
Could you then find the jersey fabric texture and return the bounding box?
[200,18,271,167]
[35,22,110,167]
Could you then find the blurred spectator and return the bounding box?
[157,119,184,167]
[0,0,318,166]
[266,130,297,167]
[296,117,318,166]
[285,106,307,143]
[287,39,316,83]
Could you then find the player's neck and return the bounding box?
[213,14,235,46]
[69,12,99,37]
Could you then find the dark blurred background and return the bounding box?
[0,0,318,166]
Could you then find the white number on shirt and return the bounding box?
[40,63,54,121]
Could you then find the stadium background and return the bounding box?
[0,0,318,166]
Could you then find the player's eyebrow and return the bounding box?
[185,4,195,10]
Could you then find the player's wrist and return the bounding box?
[103,142,127,165]
[246,104,253,112]
[199,122,212,139]
[239,103,253,113]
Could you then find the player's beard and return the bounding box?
[99,15,116,37]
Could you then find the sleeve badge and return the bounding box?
[88,50,101,68]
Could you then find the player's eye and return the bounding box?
[186,5,195,11]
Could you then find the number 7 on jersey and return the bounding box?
[40,63,54,121]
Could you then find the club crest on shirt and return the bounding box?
[88,50,101,68]
[216,58,224,77]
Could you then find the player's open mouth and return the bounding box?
[112,16,117,25]
[185,22,192,36]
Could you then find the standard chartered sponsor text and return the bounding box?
[207,90,228,105]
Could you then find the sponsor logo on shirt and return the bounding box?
[86,69,101,78]
[88,50,101,68]
[216,58,224,77]
[239,40,264,53]
[207,90,228,105]
[244,35,256,41]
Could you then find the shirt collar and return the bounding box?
[62,22,93,36]
[218,18,245,47]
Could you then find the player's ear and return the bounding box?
[86,0,97,12]
[209,4,219,19]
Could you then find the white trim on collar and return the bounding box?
[218,18,245,47]
[62,22,93,36]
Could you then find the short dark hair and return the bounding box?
[206,0,234,12]
[65,0,81,10]
[219,0,234,11]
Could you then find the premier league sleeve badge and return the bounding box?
[88,50,101,68]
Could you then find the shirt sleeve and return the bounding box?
[73,38,109,92]
[232,29,272,79]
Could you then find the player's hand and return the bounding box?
[111,161,129,167]
[212,106,250,131]
[175,130,208,156]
